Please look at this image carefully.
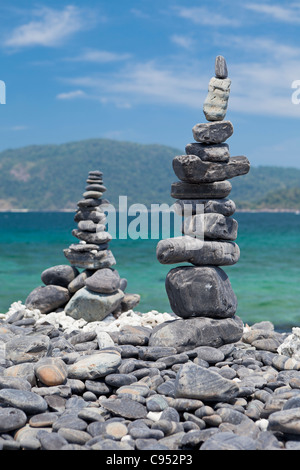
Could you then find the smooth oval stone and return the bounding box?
[185,142,230,162]
[85,268,120,294]
[0,407,27,432]
[0,376,31,391]
[34,357,68,386]
[29,412,59,427]
[83,191,103,199]
[25,285,70,314]
[68,270,93,294]
[85,184,107,192]
[67,350,122,380]
[171,180,232,199]
[41,265,79,288]
[192,121,233,144]
[0,389,48,414]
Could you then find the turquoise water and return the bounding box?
[0,212,299,330]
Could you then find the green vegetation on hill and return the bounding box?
[0,138,299,211]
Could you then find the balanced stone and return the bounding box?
[183,213,238,240]
[41,265,79,288]
[74,210,106,224]
[148,316,243,352]
[156,237,240,266]
[77,199,101,208]
[203,77,231,121]
[165,266,237,318]
[72,229,112,245]
[174,363,239,401]
[83,191,103,199]
[192,121,233,144]
[64,248,116,269]
[68,270,93,294]
[173,198,236,217]
[64,287,124,322]
[215,55,228,79]
[85,184,107,192]
[185,143,230,162]
[171,181,232,199]
[172,155,250,183]
[77,220,98,232]
[25,285,70,314]
[85,268,121,294]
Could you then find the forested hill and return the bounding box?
[0,138,299,211]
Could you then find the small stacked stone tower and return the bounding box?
[149,56,250,350]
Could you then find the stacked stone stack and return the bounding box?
[25,171,140,322]
[149,56,250,350]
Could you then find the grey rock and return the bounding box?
[85,268,120,294]
[175,363,239,402]
[41,265,79,288]
[0,407,27,433]
[173,198,236,217]
[171,180,232,199]
[215,55,228,79]
[25,285,70,314]
[0,376,32,391]
[57,427,91,445]
[77,220,98,232]
[185,142,230,162]
[74,209,106,224]
[64,248,116,269]
[268,408,300,435]
[192,121,233,144]
[183,213,238,240]
[203,77,231,121]
[67,350,122,380]
[64,287,124,322]
[72,229,112,245]
[157,237,240,266]
[101,397,148,419]
[165,266,237,319]
[173,155,250,184]
[148,316,243,352]
[5,334,51,364]
[0,389,48,414]
[83,191,103,199]
[85,184,106,192]
[200,431,257,450]
[77,198,101,208]
[121,293,141,312]
[38,430,68,450]
[195,346,225,364]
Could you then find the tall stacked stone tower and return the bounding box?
[149,56,250,351]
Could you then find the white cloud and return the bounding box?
[175,6,240,27]
[170,35,194,50]
[244,3,300,23]
[4,5,93,48]
[56,90,86,100]
[66,49,131,63]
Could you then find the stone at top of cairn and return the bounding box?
[215,55,228,79]
[203,55,231,122]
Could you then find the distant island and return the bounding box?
[0,138,299,212]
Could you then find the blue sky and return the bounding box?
[1,0,300,168]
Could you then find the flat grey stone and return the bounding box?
[173,155,250,184]
[156,237,240,266]
[72,229,112,245]
[175,363,239,402]
[171,180,232,199]
[64,287,124,322]
[5,334,51,364]
[85,268,120,294]
[41,265,79,288]
[148,316,243,352]
[165,266,237,319]
[64,248,116,269]
[101,397,148,419]
[0,389,48,414]
[192,121,233,144]
[185,142,230,162]
[268,408,300,435]
[25,285,70,314]
[173,198,236,217]
[0,376,31,391]
[200,431,257,450]
[67,350,122,380]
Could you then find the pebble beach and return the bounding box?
[1,301,300,451]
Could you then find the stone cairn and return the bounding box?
[25,170,140,321]
[149,56,250,350]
